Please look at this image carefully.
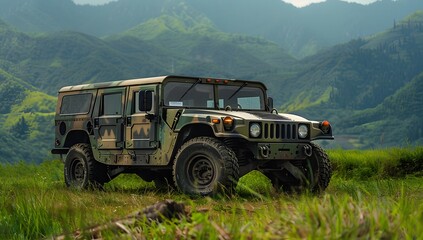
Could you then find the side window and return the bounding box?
[103,93,122,115]
[60,93,92,115]
[135,90,155,113]
[164,82,214,108]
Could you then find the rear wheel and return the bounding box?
[64,143,110,189]
[173,137,239,196]
[265,143,332,193]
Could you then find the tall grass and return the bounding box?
[0,147,422,239]
[329,147,423,180]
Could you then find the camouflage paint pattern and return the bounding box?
[52,75,333,168]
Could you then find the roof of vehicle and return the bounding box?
[58,75,267,92]
[59,76,168,92]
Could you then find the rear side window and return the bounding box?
[60,93,92,115]
[103,93,122,115]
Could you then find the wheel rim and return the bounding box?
[70,158,86,185]
[187,155,215,188]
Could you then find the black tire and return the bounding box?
[265,142,332,193]
[173,137,239,196]
[309,142,332,193]
[64,143,110,189]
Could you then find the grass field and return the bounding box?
[0,148,422,239]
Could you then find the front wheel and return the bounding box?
[308,143,332,193]
[64,143,110,189]
[173,137,239,196]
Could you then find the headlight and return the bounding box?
[298,124,308,139]
[250,123,261,138]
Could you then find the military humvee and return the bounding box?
[51,75,333,195]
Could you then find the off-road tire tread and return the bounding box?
[172,137,239,196]
[65,143,109,189]
[310,142,332,193]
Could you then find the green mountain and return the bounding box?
[338,73,423,148]
[0,0,422,57]
[281,11,423,148]
[280,10,423,109]
[0,68,56,163]
[0,26,169,94]
[109,11,295,77]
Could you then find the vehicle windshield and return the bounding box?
[163,81,265,110]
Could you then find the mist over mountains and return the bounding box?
[0,0,422,162]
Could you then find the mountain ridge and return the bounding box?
[1,0,422,57]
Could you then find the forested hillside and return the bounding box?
[282,12,423,148]
[278,20,423,111]
[108,11,295,77]
[0,0,422,57]
[0,68,55,163]
[187,0,423,57]
[339,73,423,148]
[0,24,166,94]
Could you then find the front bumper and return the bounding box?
[254,142,313,160]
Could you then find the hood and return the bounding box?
[278,113,309,122]
[182,109,309,122]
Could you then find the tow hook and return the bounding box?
[303,144,313,157]
[259,145,270,158]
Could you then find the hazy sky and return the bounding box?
[73,0,117,5]
[72,0,379,7]
[282,0,378,7]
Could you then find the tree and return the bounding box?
[12,116,30,139]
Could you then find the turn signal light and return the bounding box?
[320,120,331,134]
[211,118,220,124]
[223,116,235,131]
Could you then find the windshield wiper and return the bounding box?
[179,78,202,101]
[228,82,248,100]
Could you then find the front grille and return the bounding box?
[262,123,297,140]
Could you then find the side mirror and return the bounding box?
[139,90,154,112]
[267,97,274,111]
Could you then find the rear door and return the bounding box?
[94,88,126,150]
